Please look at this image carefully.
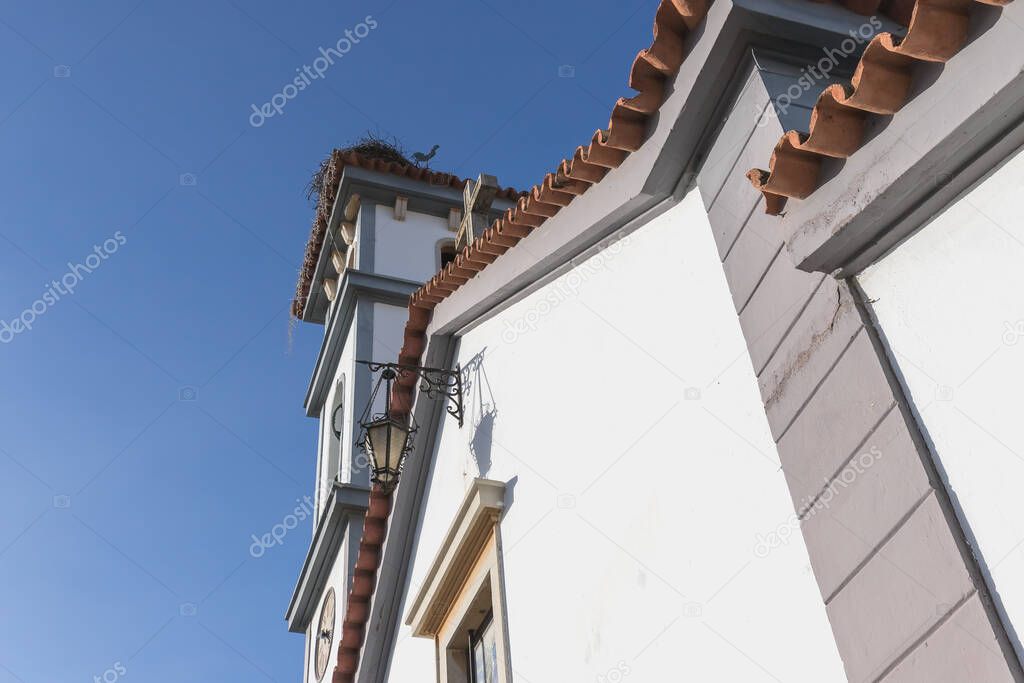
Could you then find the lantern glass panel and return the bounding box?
[364,417,409,486]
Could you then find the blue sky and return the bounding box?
[0,1,658,680]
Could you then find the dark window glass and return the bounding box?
[469,613,497,683]
[440,244,457,269]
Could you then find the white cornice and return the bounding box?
[285,482,370,633]
[404,479,506,638]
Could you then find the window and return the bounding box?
[326,377,344,484]
[469,612,498,683]
[406,480,511,683]
[439,241,457,269]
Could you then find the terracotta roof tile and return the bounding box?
[325,0,1020,676]
[748,0,1014,215]
[327,21,718,677]
[388,0,714,350]
[321,0,1016,678]
[292,150,522,319]
[331,484,390,683]
[326,10,715,683]
[402,0,708,318]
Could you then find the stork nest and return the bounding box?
[295,133,414,319]
[305,133,411,203]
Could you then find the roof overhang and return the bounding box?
[285,482,371,633]
[303,269,422,417]
[424,0,880,338]
[355,2,899,680]
[301,165,519,324]
[775,2,1024,276]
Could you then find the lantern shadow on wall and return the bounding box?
[461,348,498,478]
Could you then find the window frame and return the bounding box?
[406,479,512,683]
[437,239,458,271]
[468,610,496,683]
[327,375,345,484]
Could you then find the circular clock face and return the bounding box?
[315,588,336,680]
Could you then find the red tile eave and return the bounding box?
[396,0,712,327]
[292,151,523,320]
[331,483,391,683]
[748,0,1015,215]
[330,2,1016,680]
[327,8,716,683]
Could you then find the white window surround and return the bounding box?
[405,479,512,683]
[328,376,345,484]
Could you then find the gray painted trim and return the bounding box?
[429,192,669,337]
[424,0,874,339]
[344,3,1006,679]
[841,117,1024,276]
[349,298,374,489]
[301,166,516,324]
[333,165,517,223]
[357,201,376,273]
[775,2,1024,275]
[643,0,893,198]
[357,333,458,683]
[304,270,421,417]
[353,8,882,673]
[755,48,856,134]
[444,195,681,342]
[285,483,371,633]
[692,20,1024,677]
[851,278,1024,678]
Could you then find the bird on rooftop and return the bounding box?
[412,144,440,168]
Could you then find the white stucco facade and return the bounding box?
[370,302,408,375]
[373,204,454,284]
[296,202,455,683]
[288,3,1024,678]
[859,145,1024,662]
[386,190,846,681]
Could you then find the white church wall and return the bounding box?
[386,189,846,681]
[371,302,408,368]
[373,205,453,284]
[859,145,1024,661]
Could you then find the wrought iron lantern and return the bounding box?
[356,361,464,492]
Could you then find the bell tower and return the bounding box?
[284,149,516,683]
